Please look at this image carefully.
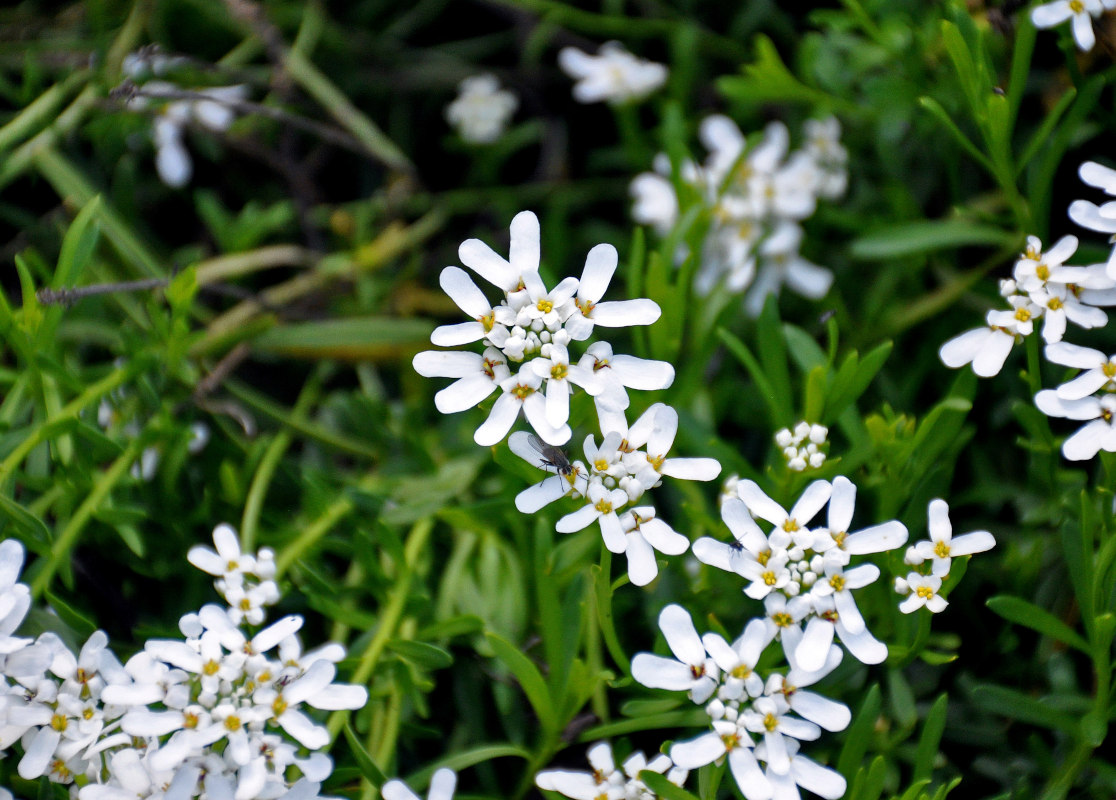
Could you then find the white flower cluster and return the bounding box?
[1031,0,1116,52]
[536,741,687,800]
[629,605,848,800]
[692,477,906,669]
[558,42,667,105]
[0,529,367,798]
[445,74,518,144]
[509,402,721,586]
[631,116,846,316]
[895,499,996,614]
[940,161,1116,460]
[412,210,673,446]
[775,422,828,471]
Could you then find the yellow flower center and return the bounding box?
[917,585,935,599]
[1047,297,1063,311]
[783,519,799,533]
[203,660,220,676]
[772,611,793,628]
[829,574,846,592]
[1015,307,1031,322]
[757,549,771,566]
[511,383,534,400]
[595,498,614,514]
[764,713,779,732]
[1105,362,1116,379]
[594,458,609,472]
[50,713,68,732]
[551,363,568,381]
[272,696,288,717]
[184,711,200,729]
[934,540,951,559]
[649,453,665,471]
[479,312,495,332]
[536,299,553,314]
[224,715,242,732]
[762,570,778,586]
[1036,264,1050,281]
[731,664,752,679]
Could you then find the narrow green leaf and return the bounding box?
[757,295,794,428]
[55,195,102,288]
[893,779,932,800]
[916,96,995,177]
[850,218,1013,260]
[386,639,454,670]
[838,683,881,779]
[970,684,1076,731]
[640,772,701,800]
[804,366,826,424]
[43,588,97,639]
[342,722,387,786]
[485,631,554,730]
[1017,86,1075,176]
[0,492,51,543]
[986,595,1089,653]
[252,317,436,359]
[887,668,917,730]
[914,694,949,783]
[717,327,782,429]
[783,323,828,372]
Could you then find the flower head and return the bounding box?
[558,42,667,104]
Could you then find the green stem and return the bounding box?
[240,371,322,551]
[0,71,89,153]
[327,517,434,738]
[30,438,143,598]
[593,546,630,674]
[0,363,142,485]
[284,48,413,175]
[275,470,383,576]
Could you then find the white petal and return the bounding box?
[795,618,834,673]
[474,394,521,446]
[382,781,422,800]
[509,211,541,276]
[277,707,330,749]
[1031,2,1075,28]
[625,532,659,586]
[640,518,690,555]
[631,654,701,691]
[659,604,705,665]
[788,480,832,527]
[459,239,514,291]
[1045,341,1104,368]
[440,266,492,317]
[413,350,482,378]
[949,530,996,556]
[662,457,722,481]
[430,321,487,346]
[737,480,788,526]
[728,748,772,800]
[1069,200,1116,233]
[156,139,192,188]
[827,476,856,533]
[579,243,618,303]
[608,355,675,390]
[790,690,851,732]
[789,755,847,800]
[516,479,570,513]
[669,732,726,769]
[844,521,908,554]
[435,374,498,414]
[556,503,600,533]
[429,768,458,800]
[939,327,991,369]
[1063,420,1109,459]
[590,299,661,327]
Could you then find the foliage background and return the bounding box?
[2,0,1115,799]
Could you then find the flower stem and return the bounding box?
[327,517,434,738]
[30,438,144,599]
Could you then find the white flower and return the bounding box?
[754,738,847,800]
[775,422,828,471]
[745,223,833,317]
[692,496,773,577]
[141,82,248,188]
[188,523,257,586]
[764,646,850,734]
[741,695,821,774]
[1012,235,1083,293]
[558,42,667,104]
[556,482,629,549]
[1,540,51,680]
[631,154,679,236]
[701,619,773,701]
[897,573,948,614]
[939,303,1034,377]
[565,243,662,341]
[1031,0,1108,51]
[1046,341,1116,398]
[574,341,675,417]
[631,604,720,704]
[802,117,848,199]
[910,499,995,580]
[819,476,908,566]
[413,347,511,417]
[536,742,686,800]
[445,74,517,144]
[384,768,457,800]
[1036,390,1116,459]
[670,721,772,800]
[613,506,690,587]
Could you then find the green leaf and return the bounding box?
[970,684,1076,731]
[848,755,888,800]
[986,595,1089,653]
[914,694,949,783]
[892,779,932,800]
[718,327,782,429]
[253,317,436,360]
[839,683,881,779]
[640,772,701,800]
[757,295,794,428]
[804,366,826,423]
[716,34,850,111]
[387,639,454,670]
[0,491,51,543]
[849,219,1014,260]
[783,323,828,373]
[55,196,102,289]
[342,722,387,786]
[44,588,98,639]
[165,266,198,312]
[485,631,554,732]
[887,668,917,730]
